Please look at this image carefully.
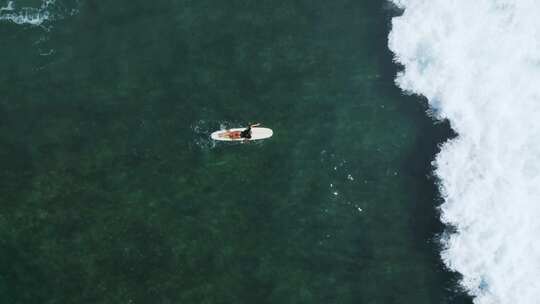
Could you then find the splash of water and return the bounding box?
[0,0,78,26]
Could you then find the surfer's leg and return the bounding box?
[229,131,241,139]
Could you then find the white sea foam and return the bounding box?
[0,1,14,11]
[389,0,540,303]
[0,0,55,25]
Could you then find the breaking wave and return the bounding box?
[389,0,540,303]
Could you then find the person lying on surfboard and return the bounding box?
[219,123,260,140]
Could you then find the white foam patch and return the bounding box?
[0,0,56,25]
[389,0,540,303]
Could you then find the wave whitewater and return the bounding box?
[389,0,540,303]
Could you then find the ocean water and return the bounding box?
[390,0,540,303]
[0,1,474,303]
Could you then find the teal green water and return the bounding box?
[0,1,472,303]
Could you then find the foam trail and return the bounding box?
[389,0,540,303]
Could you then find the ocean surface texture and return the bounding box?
[390,0,540,303]
[1,1,475,303]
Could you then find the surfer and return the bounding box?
[239,123,260,139]
[211,123,272,141]
[219,123,260,140]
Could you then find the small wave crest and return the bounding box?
[389,0,540,303]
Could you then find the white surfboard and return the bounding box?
[210,127,273,141]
